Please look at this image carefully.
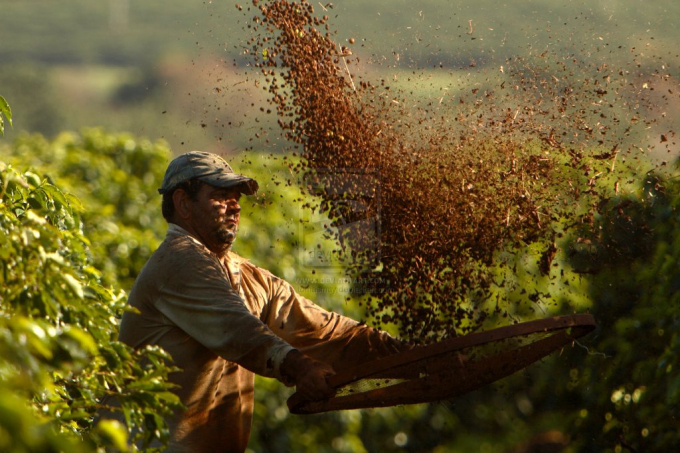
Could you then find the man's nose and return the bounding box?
[225,199,241,212]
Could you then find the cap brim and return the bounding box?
[200,174,259,195]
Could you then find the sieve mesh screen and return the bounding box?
[336,378,411,398]
[289,314,595,414]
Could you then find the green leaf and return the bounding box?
[0,130,181,451]
[62,326,98,356]
[93,419,129,451]
[110,341,132,362]
[43,183,68,210]
[24,171,42,188]
[62,273,84,299]
[0,95,11,136]
[15,316,54,361]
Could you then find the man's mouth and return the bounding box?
[222,216,239,228]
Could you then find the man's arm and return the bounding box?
[147,239,296,380]
[261,272,408,372]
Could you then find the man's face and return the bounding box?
[186,183,242,254]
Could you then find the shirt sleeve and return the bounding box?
[259,271,406,372]
[154,239,295,380]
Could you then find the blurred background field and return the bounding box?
[1,0,678,156]
[1,1,679,452]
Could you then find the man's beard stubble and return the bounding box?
[217,224,238,249]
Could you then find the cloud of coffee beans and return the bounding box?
[238,0,675,342]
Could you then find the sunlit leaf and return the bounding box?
[0,95,12,137]
[62,273,84,299]
[62,326,98,356]
[93,419,129,451]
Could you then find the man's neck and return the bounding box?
[169,221,231,258]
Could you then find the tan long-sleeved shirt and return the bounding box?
[118,224,402,452]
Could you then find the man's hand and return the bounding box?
[281,350,336,401]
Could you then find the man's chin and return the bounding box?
[218,229,237,247]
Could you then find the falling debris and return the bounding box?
[236,0,678,342]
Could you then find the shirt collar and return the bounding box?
[167,223,202,245]
[166,223,245,290]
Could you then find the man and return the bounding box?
[118,151,404,452]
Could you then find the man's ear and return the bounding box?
[172,189,192,220]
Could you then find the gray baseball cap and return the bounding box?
[158,151,259,195]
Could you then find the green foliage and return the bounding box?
[0,146,181,450]
[452,162,680,452]
[246,154,680,452]
[0,131,371,452]
[2,129,170,290]
[553,168,680,451]
[2,126,679,452]
[0,391,88,453]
